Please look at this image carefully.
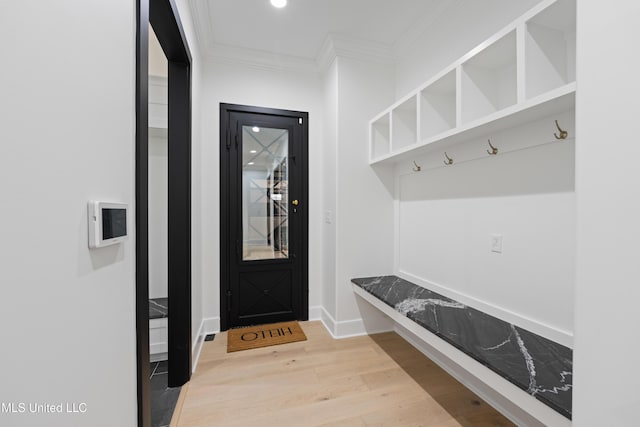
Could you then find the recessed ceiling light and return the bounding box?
[270,0,287,8]
[248,162,255,165]
[252,126,260,132]
[250,150,257,154]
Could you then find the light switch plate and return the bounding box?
[324,210,333,224]
[491,234,503,253]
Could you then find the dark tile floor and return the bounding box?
[150,360,181,427]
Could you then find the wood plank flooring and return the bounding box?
[174,321,514,427]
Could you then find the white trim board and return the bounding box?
[202,317,220,335]
[352,283,571,427]
[308,305,323,322]
[312,305,393,339]
[191,317,220,374]
[191,319,205,374]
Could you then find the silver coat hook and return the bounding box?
[412,160,421,172]
[554,120,568,140]
[443,152,453,166]
[486,139,498,155]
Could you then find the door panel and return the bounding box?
[220,104,308,330]
[238,270,293,320]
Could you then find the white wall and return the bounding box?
[394,0,540,98]
[0,1,137,426]
[148,52,168,301]
[387,0,575,345]
[573,1,640,425]
[198,60,325,327]
[322,60,338,320]
[148,76,168,129]
[395,109,576,344]
[332,57,396,334]
[148,131,168,299]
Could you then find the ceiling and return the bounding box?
[190,0,452,67]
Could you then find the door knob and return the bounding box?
[291,199,299,206]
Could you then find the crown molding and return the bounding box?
[188,0,400,74]
[201,34,395,75]
[317,34,395,73]
[188,0,214,56]
[203,43,320,74]
[189,0,318,73]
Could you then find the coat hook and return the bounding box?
[486,139,498,155]
[554,120,568,140]
[443,152,453,166]
[412,160,421,172]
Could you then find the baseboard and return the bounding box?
[191,317,220,374]
[191,319,205,374]
[315,306,392,339]
[203,317,220,335]
[318,306,363,338]
[335,317,368,338]
[318,306,338,338]
[398,270,573,348]
[309,305,323,321]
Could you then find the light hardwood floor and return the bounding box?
[173,321,514,427]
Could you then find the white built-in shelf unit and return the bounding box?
[369,0,576,165]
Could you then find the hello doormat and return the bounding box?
[226,321,307,353]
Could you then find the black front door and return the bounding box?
[220,104,308,330]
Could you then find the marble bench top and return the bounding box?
[352,275,572,419]
[149,297,168,320]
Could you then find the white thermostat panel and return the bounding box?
[88,201,128,248]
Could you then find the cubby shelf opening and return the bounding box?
[461,31,517,124]
[392,97,418,151]
[420,70,456,141]
[525,0,576,99]
[371,113,390,160]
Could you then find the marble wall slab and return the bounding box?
[149,297,168,320]
[352,276,572,419]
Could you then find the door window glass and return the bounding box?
[241,126,289,261]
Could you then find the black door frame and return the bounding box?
[136,0,192,425]
[219,103,309,331]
